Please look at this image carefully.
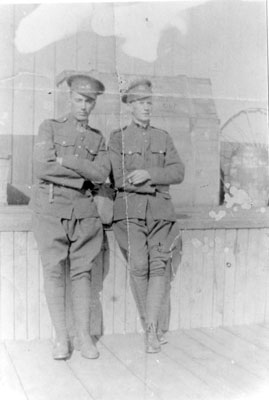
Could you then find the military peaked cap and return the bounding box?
[122,78,152,103]
[56,70,105,100]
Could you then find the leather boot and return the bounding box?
[43,268,70,360]
[145,323,161,353]
[157,261,171,339]
[146,275,166,328]
[71,275,99,359]
[145,274,166,352]
[129,273,148,330]
[52,339,70,360]
[157,329,168,345]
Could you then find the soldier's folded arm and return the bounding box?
[147,134,185,185]
[108,133,155,192]
[61,138,111,184]
[34,120,85,189]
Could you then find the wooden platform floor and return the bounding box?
[1,324,269,400]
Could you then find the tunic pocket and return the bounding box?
[54,135,76,156]
[150,140,166,167]
[84,136,101,160]
[122,144,143,170]
[85,146,98,160]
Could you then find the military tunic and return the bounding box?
[109,121,184,274]
[109,121,184,222]
[30,113,110,277]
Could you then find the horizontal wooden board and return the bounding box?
[1,206,269,232]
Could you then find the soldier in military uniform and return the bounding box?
[30,71,110,360]
[108,79,184,353]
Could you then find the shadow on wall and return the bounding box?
[7,183,30,205]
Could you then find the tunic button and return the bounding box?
[62,140,66,145]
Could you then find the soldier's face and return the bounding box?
[70,91,96,121]
[129,98,152,124]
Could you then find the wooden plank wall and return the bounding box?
[1,227,269,340]
[0,4,267,341]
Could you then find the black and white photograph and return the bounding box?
[0,1,268,399]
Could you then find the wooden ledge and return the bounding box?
[0,205,269,232]
[175,206,269,229]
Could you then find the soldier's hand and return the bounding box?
[127,170,151,185]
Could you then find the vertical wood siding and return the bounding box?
[1,228,269,340]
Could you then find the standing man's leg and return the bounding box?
[146,212,178,352]
[157,260,171,344]
[146,242,166,353]
[69,216,104,359]
[157,221,182,343]
[113,217,175,353]
[32,214,70,360]
[113,219,149,330]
